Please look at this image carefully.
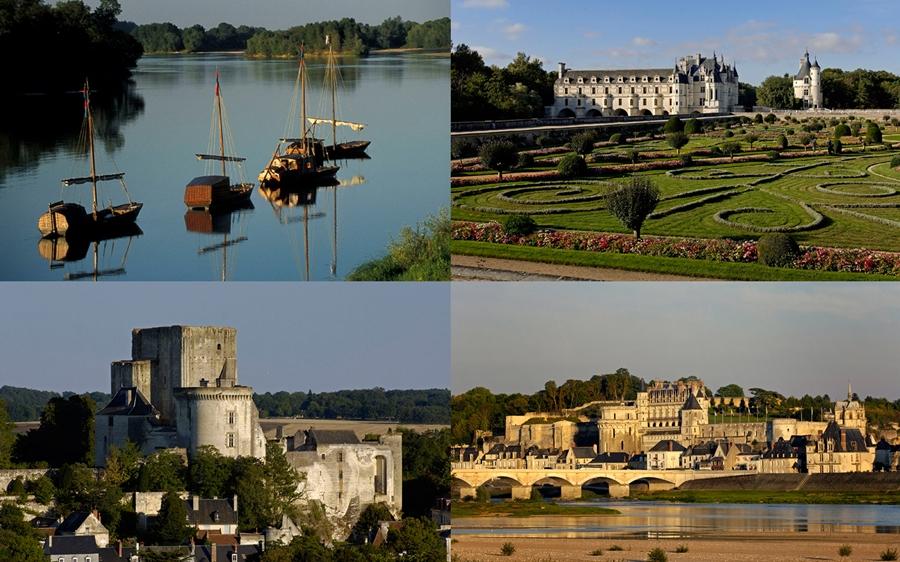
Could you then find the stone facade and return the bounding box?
[96,325,265,466]
[550,53,739,118]
[793,51,823,109]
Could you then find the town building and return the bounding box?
[793,51,823,109]
[550,53,740,118]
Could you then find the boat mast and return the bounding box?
[300,43,307,148]
[85,79,98,217]
[328,36,337,153]
[216,70,226,177]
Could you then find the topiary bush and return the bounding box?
[724,130,734,138]
[663,116,683,133]
[570,131,597,156]
[866,122,883,144]
[679,154,693,167]
[557,153,587,178]
[776,134,788,150]
[516,152,535,169]
[757,233,800,267]
[764,113,777,124]
[609,132,624,144]
[451,138,478,159]
[502,215,537,236]
[891,155,900,168]
[834,123,851,138]
[683,118,700,135]
[833,139,842,154]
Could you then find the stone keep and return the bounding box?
[793,51,823,109]
[97,325,265,466]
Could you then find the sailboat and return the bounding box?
[309,35,371,160]
[38,79,142,238]
[184,71,253,210]
[259,43,339,186]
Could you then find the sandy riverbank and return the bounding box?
[452,254,706,281]
[452,533,900,562]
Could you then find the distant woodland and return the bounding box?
[122,16,451,56]
[0,385,450,424]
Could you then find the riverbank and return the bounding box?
[451,534,900,562]
[633,489,900,504]
[453,500,619,518]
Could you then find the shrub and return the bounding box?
[764,113,777,123]
[648,547,668,562]
[479,141,519,180]
[557,154,587,178]
[679,154,693,167]
[7,478,26,498]
[502,215,537,236]
[627,149,641,164]
[683,118,700,134]
[776,134,788,150]
[609,545,624,551]
[724,130,734,138]
[501,542,516,556]
[833,139,842,154]
[663,115,683,133]
[606,176,660,238]
[720,141,742,160]
[891,155,900,168]
[675,544,689,553]
[757,233,800,267]
[476,487,491,503]
[516,152,535,169]
[591,549,604,556]
[882,548,899,561]
[451,138,478,159]
[666,132,689,154]
[570,132,596,156]
[786,127,795,135]
[850,122,862,136]
[753,113,763,124]
[738,128,747,134]
[838,545,853,557]
[834,123,851,138]
[609,132,624,144]
[866,122,883,144]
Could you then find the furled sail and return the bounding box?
[195,153,247,162]
[307,117,366,131]
[61,172,126,186]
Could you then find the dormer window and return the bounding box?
[564,78,569,84]
[590,76,597,83]
[213,511,221,522]
[604,77,610,83]
[577,77,583,83]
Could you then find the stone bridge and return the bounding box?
[452,467,747,499]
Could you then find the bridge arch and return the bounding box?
[640,109,653,116]
[585,108,602,118]
[613,108,628,117]
[558,108,576,118]
[627,475,677,494]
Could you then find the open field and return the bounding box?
[452,117,900,278]
[451,534,900,562]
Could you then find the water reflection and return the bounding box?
[184,202,253,282]
[0,84,144,183]
[36,226,142,281]
[454,501,900,538]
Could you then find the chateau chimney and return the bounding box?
[48,535,52,548]
[211,543,218,562]
[117,540,122,557]
[190,537,195,555]
[192,495,200,511]
[232,494,238,519]
[840,430,847,451]
[558,62,565,79]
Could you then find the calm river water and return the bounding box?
[0,53,448,280]
[454,501,900,538]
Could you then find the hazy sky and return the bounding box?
[77,0,448,27]
[0,283,449,394]
[451,0,900,85]
[452,283,900,400]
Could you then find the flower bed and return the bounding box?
[452,220,900,275]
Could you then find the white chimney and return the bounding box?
[232,494,238,519]
[558,62,566,79]
[192,495,200,511]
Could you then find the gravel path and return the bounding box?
[451,255,707,281]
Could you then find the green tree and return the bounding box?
[666,132,689,154]
[479,142,519,180]
[683,118,701,135]
[757,75,796,109]
[663,116,683,133]
[744,133,760,149]
[350,503,394,543]
[776,134,788,150]
[570,132,596,156]
[13,394,95,467]
[797,133,815,150]
[28,475,55,505]
[866,122,883,144]
[720,141,742,160]
[104,442,143,490]
[262,443,303,526]
[0,400,14,468]
[605,177,660,239]
[188,446,232,498]
[151,491,193,545]
[387,517,445,562]
[142,451,187,492]
[834,123,851,138]
[181,24,207,52]
[716,384,745,398]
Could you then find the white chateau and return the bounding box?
[550,53,740,118]
[793,50,823,109]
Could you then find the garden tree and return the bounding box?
[833,139,843,154]
[570,132,596,156]
[151,491,193,545]
[720,141,742,161]
[663,116,683,133]
[104,442,143,490]
[54,463,98,515]
[349,503,394,543]
[28,475,55,504]
[399,428,450,517]
[797,133,815,150]
[776,134,788,150]
[866,122,883,144]
[834,123,851,138]
[387,517,445,562]
[850,121,862,136]
[188,445,233,498]
[605,177,660,239]
[627,149,641,164]
[753,113,763,124]
[749,388,785,412]
[261,443,303,526]
[757,75,796,109]
[0,400,13,468]
[0,504,43,562]
[557,153,587,178]
[230,457,268,531]
[738,82,757,110]
[13,394,95,467]
[716,384,745,398]
[764,113,777,124]
[478,142,519,180]
[744,133,760,149]
[140,451,187,492]
[683,118,701,135]
[666,132,689,154]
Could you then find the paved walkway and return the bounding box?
[451,255,706,281]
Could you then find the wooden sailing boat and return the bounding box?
[185,71,253,210]
[259,43,339,186]
[310,35,371,160]
[38,79,142,238]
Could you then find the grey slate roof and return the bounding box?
[590,452,629,464]
[572,446,596,459]
[44,535,99,555]
[796,52,812,79]
[97,387,156,417]
[649,440,685,452]
[56,511,98,534]
[186,498,237,526]
[682,392,703,411]
[821,421,868,452]
[306,428,360,446]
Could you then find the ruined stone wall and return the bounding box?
[0,468,50,491]
[699,422,767,444]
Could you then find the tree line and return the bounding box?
[125,16,450,56]
[0,385,450,424]
[0,0,142,96]
[753,68,900,110]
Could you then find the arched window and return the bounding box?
[375,456,388,495]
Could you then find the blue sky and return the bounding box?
[453,283,900,399]
[451,0,900,85]
[0,283,449,394]
[76,0,448,27]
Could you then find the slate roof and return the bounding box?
[589,452,629,464]
[44,535,99,555]
[682,392,703,411]
[821,421,868,452]
[572,446,596,459]
[56,511,104,534]
[649,440,685,452]
[763,438,797,458]
[876,438,893,450]
[796,52,812,79]
[307,428,360,446]
[97,387,156,417]
[186,498,237,526]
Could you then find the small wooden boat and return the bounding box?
[260,43,340,186]
[186,72,253,209]
[38,79,142,238]
[325,140,371,160]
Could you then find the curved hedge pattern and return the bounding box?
[816,182,898,197]
[713,203,824,233]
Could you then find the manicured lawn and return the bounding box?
[452,500,620,518]
[452,240,899,281]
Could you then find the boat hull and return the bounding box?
[38,202,142,239]
[184,178,254,210]
[258,165,339,187]
[326,140,371,160]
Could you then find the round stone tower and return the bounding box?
[174,383,266,460]
[809,57,823,109]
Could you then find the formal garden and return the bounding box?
[451,113,900,279]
